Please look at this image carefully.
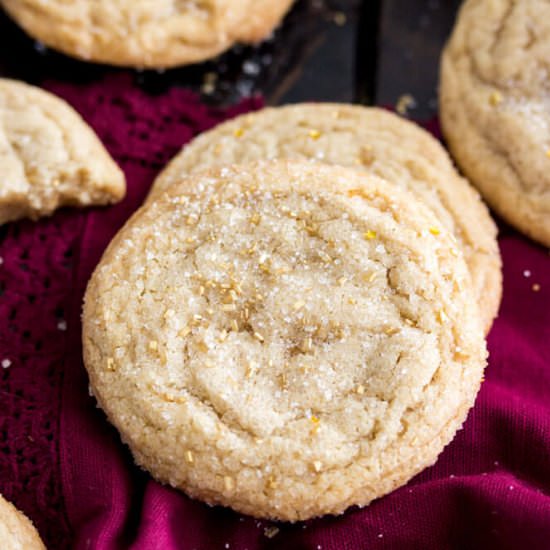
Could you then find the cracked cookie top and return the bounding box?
[440,0,550,246]
[0,78,125,225]
[149,104,501,332]
[0,0,294,68]
[83,161,487,521]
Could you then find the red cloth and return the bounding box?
[0,75,549,550]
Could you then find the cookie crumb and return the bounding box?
[396,94,416,115]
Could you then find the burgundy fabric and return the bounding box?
[0,75,549,550]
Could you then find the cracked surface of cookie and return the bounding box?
[0,494,45,550]
[83,161,487,521]
[0,79,125,225]
[0,0,294,68]
[148,104,501,332]
[440,0,550,246]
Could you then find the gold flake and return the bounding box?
[309,129,322,140]
[364,230,377,240]
[199,285,205,296]
[338,277,347,286]
[106,357,115,371]
[255,293,264,301]
[254,331,265,342]
[348,297,357,305]
[384,327,399,336]
[437,309,449,323]
[185,450,194,464]
[179,326,191,337]
[206,308,214,316]
[356,384,365,395]
[185,236,196,244]
[310,415,320,424]
[197,341,208,353]
[302,337,313,352]
[148,340,158,352]
[333,11,347,26]
[178,196,189,205]
[293,300,306,311]
[186,215,197,226]
[221,304,237,312]
[164,309,175,320]
[250,214,261,225]
[489,91,503,106]
[218,330,228,342]
[313,461,322,473]
[231,319,239,332]
[429,227,441,236]
[233,128,245,138]
[223,476,235,491]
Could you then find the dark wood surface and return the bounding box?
[0,1,461,116]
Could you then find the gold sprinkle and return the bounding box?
[264,526,279,539]
[193,314,203,322]
[356,384,365,395]
[259,261,271,274]
[231,319,239,332]
[206,308,214,316]
[179,326,191,337]
[384,327,399,336]
[218,330,228,342]
[309,129,322,140]
[255,293,264,301]
[489,91,503,106]
[338,277,347,286]
[267,477,278,490]
[293,300,306,311]
[348,188,369,199]
[311,415,320,424]
[364,230,377,240]
[243,308,250,320]
[186,215,197,226]
[199,286,205,296]
[333,11,347,26]
[148,341,158,352]
[221,303,237,312]
[185,236,196,244]
[429,227,441,236]
[178,196,189,205]
[254,331,265,342]
[438,309,449,323]
[233,128,244,138]
[302,337,313,352]
[106,357,115,371]
[250,213,261,225]
[223,476,235,491]
[313,461,322,473]
[196,341,208,353]
[532,283,541,292]
[359,145,375,166]
[185,450,194,464]
[164,309,175,320]
[348,297,357,305]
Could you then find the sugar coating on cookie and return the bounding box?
[0,78,125,225]
[84,161,487,521]
[148,104,501,332]
[441,0,550,246]
[0,0,294,68]
[0,494,45,550]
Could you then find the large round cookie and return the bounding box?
[84,161,487,521]
[440,0,550,247]
[148,104,501,332]
[0,0,294,68]
[0,78,125,225]
[0,494,45,550]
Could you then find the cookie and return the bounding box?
[148,104,501,332]
[0,0,295,68]
[0,78,125,225]
[0,494,45,550]
[440,0,550,246]
[83,161,487,521]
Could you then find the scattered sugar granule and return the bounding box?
[57,320,67,331]
[1,359,11,369]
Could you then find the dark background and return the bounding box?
[0,0,462,117]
